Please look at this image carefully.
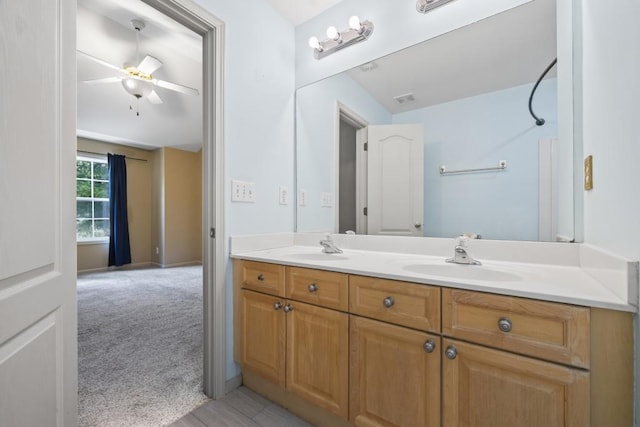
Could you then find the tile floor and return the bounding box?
[169,386,313,427]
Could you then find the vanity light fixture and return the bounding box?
[416,0,457,14]
[308,16,374,60]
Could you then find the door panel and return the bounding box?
[367,124,424,236]
[238,290,286,386]
[350,316,441,427]
[286,301,349,418]
[442,338,589,427]
[0,0,77,425]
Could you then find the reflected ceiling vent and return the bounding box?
[359,62,379,72]
[394,93,415,105]
[416,0,456,14]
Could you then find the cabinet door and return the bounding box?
[442,338,589,427]
[238,290,286,386]
[286,301,349,418]
[350,316,441,427]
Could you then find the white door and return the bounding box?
[0,1,77,426]
[367,124,424,236]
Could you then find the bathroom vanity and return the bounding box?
[232,236,636,427]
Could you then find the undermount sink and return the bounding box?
[402,263,522,282]
[285,253,348,261]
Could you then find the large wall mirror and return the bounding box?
[296,0,577,242]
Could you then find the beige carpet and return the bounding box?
[77,265,209,427]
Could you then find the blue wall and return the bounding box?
[196,0,295,380]
[393,79,558,240]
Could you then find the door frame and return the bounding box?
[141,0,226,398]
[334,102,368,234]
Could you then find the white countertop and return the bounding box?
[231,243,637,312]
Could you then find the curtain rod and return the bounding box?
[77,150,148,162]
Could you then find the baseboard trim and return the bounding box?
[151,261,203,269]
[78,262,154,274]
[225,375,242,394]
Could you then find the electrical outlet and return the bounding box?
[279,186,288,205]
[155,247,159,255]
[299,189,307,206]
[320,192,333,207]
[232,180,256,202]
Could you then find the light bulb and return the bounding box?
[308,36,321,50]
[326,26,339,40]
[349,16,361,31]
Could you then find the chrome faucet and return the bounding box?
[446,236,481,265]
[320,234,343,254]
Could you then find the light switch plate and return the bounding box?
[584,155,593,191]
[232,180,256,202]
[279,186,288,205]
[299,189,307,206]
[320,192,333,207]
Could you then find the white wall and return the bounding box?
[579,2,640,422]
[581,1,640,259]
[194,0,295,380]
[393,79,558,241]
[295,0,531,88]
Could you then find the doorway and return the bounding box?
[336,103,368,235]
[75,0,226,422]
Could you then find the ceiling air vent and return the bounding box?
[359,62,379,72]
[394,93,415,105]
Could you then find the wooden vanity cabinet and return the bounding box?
[234,260,350,419]
[441,289,633,427]
[234,260,634,427]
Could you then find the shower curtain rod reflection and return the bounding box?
[77,150,148,162]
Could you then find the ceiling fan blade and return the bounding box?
[138,55,163,75]
[153,79,199,96]
[147,90,163,104]
[82,77,122,85]
[77,50,124,73]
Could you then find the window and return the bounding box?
[76,156,109,241]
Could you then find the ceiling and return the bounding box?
[346,0,557,114]
[266,0,345,25]
[77,0,203,152]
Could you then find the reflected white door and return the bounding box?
[0,1,77,426]
[367,124,424,236]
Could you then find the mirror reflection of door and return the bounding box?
[367,124,424,236]
[338,115,424,236]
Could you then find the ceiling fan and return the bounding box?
[78,19,199,114]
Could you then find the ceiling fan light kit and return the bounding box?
[78,17,199,116]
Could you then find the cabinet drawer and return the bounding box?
[286,267,348,311]
[442,289,590,368]
[350,276,441,333]
[239,260,285,297]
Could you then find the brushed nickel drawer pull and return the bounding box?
[423,339,436,353]
[445,345,458,360]
[308,283,318,293]
[283,304,294,313]
[383,297,395,308]
[257,274,264,281]
[274,302,283,310]
[498,317,513,333]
